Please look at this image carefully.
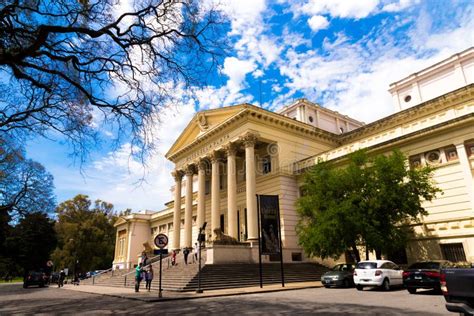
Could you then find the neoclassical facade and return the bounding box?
[114,47,474,269]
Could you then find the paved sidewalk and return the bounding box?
[63,281,323,302]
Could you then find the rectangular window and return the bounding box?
[444,146,458,161]
[440,243,466,262]
[292,253,302,262]
[159,224,166,232]
[192,216,197,226]
[168,223,173,231]
[150,227,157,235]
[466,141,474,157]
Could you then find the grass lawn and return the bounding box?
[0,277,23,283]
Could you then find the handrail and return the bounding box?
[91,267,113,284]
[121,253,171,278]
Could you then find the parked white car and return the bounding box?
[353,260,403,291]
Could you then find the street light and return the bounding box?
[196,222,207,294]
[69,238,77,285]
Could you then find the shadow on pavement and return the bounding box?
[0,284,436,315]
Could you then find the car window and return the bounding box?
[332,264,343,271]
[341,264,353,271]
[380,263,389,269]
[408,262,440,270]
[356,262,377,269]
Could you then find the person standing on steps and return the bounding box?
[183,247,189,265]
[171,250,176,266]
[193,243,199,263]
[135,263,143,292]
[145,265,154,292]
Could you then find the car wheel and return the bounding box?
[324,285,330,288]
[407,287,416,294]
[382,278,390,291]
[344,279,350,288]
[356,285,364,291]
[23,284,28,289]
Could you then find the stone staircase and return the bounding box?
[84,252,328,292]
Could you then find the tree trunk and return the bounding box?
[365,242,369,260]
[375,249,382,260]
[351,242,361,262]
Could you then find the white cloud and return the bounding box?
[308,15,329,32]
[221,57,257,92]
[382,0,419,12]
[295,0,380,19]
[275,5,474,123]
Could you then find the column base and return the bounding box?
[247,238,260,248]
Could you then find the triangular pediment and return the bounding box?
[166,105,248,159]
[114,217,128,227]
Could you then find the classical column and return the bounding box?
[184,165,194,248]
[456,143,474,210]
[210,151,221,237]
[171,170,184,250]
[197,159,206,230]
[224,143,238,239]
[242,132,258,240]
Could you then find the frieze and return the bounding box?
[183,134,231,163]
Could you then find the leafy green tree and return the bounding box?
[52,195,117,274]
[5,212,57,275]
[297,149,441,261]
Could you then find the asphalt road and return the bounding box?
[0,283,451,315]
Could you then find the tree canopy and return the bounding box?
[3,212,56,275]
[0,0,224,159]
[297,149,441,262]
[0,137,56,219]
[52,194,117,273]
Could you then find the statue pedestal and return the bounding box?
[206,243,260,264]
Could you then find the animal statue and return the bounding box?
[213,228,241,245]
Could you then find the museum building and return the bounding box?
[113,47,474,269]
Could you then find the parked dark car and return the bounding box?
[322,263,355,288]
[402,260,451,294]
[441,267,474,316]
[23,271,48,288]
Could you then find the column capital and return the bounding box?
[171,169,184,181]
[185,164,195,176]
[223,142,238,156]
[197,159,208,171]
[209,150,222,163]
[240,132,259,148]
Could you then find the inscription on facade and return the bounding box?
[184,134,231,163]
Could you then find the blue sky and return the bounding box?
[25,0,474,213]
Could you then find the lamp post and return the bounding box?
[69,238,77,285]
[196,222,207,294]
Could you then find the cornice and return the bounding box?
[296,112,474,173]
[339,84,474,144]
[167,105,340,162]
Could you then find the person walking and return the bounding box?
[58,270,65,288]
[183,248,189,265]
[145,266,154,292]
[135,263,143,292]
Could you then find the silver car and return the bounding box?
[322,263,355,288]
